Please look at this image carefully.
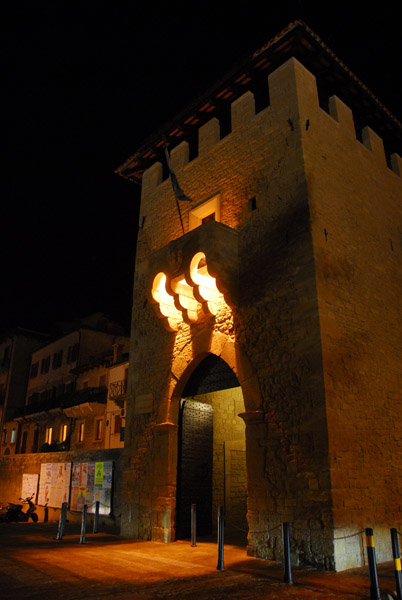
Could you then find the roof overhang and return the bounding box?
[116,20,402,185]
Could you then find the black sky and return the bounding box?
[2,1,401,334]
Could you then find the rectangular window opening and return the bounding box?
[45,427,52,445]
[60,424,67,442]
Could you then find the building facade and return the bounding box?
[117,22,402,570]
[2,314,129,455]
[0,328,50,455]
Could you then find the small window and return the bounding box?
[30,362,39,378]
[78,422,84,443]
[189,195,220,231]
[2,429,7,444]
[67,344,79,364]
[10,428,16,444]
[99,374,106,388]
[248,197,257,211]
[40,356,50,374]
[95,419,103,441]
[60,424,67,442]
[45,427,52,445]
[20,431,27,454]
[52,350,63,369]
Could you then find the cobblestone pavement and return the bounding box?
[0,523,398,599]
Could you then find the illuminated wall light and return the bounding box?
[150,272,183,331]
[189,252,220,316]
[151,253,229,331]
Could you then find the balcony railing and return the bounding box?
[109,379,127,400]
[23,386,108,416]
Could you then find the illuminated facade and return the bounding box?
[118,22,402,570]
[4,314,129,455]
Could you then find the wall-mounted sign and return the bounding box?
[70,461,113,515]
[21,473,39,503]
[38,463,71,507]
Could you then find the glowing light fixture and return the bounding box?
[151,252,227,331]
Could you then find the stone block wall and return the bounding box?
[123,56,333,568]
[0,448,123,529]
[295,62,402,570]
[122,55,401,570]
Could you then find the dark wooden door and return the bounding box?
[176,400,213,539]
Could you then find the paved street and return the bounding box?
[0,523,398,599]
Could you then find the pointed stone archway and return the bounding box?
[165,333,264,546]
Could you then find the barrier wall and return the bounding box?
[0,448,123,529]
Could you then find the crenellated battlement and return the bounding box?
[122,23,402,573]
[142,57,400,203]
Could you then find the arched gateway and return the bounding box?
[176,354,247,541]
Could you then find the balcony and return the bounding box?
[109,379,127,408]
[109,379,127,400]
[23,386,108,417]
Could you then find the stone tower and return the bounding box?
[117,22,402,570]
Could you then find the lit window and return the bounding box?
[10,428,16,444]
[189,194,220,230]
[2,429,7,444]
[78,422,84,443]
[60,424,67,442]
[95,419,103,441]
[45,427,52,444]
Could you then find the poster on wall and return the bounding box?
[70,461,113,515]
[38,463,71,507]
[21,473,39,502]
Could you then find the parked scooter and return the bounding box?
[0,493,38,523]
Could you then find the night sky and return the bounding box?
[2,2,401,334]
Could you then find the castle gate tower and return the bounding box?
[117,22,402,570]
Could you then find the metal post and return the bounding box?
[283,522,293,584]
[365,528,381,600]
[56,502,67,540]
[93,501,100,534]
[391,529,402,600]
[191,504,196,547]
[217,506,225,571]
[80,504,88,544]
[44,503,48,523]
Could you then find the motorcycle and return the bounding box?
[0,493,38,523]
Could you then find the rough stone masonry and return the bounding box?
[118,23,402,571]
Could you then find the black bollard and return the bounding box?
[44,503,48,523]
[283,522,293,584]
[391,529,402,600]
[56,502,67,540]
[191,504,197,547]
[80,504,88,544]
[365,528,381,600]
[217,506,225,571]
[93,501,100,534]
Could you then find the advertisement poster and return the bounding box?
[38,463,71,507]
[94,462,103,486]
[71,461,112,515]
[21,473,39,502]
